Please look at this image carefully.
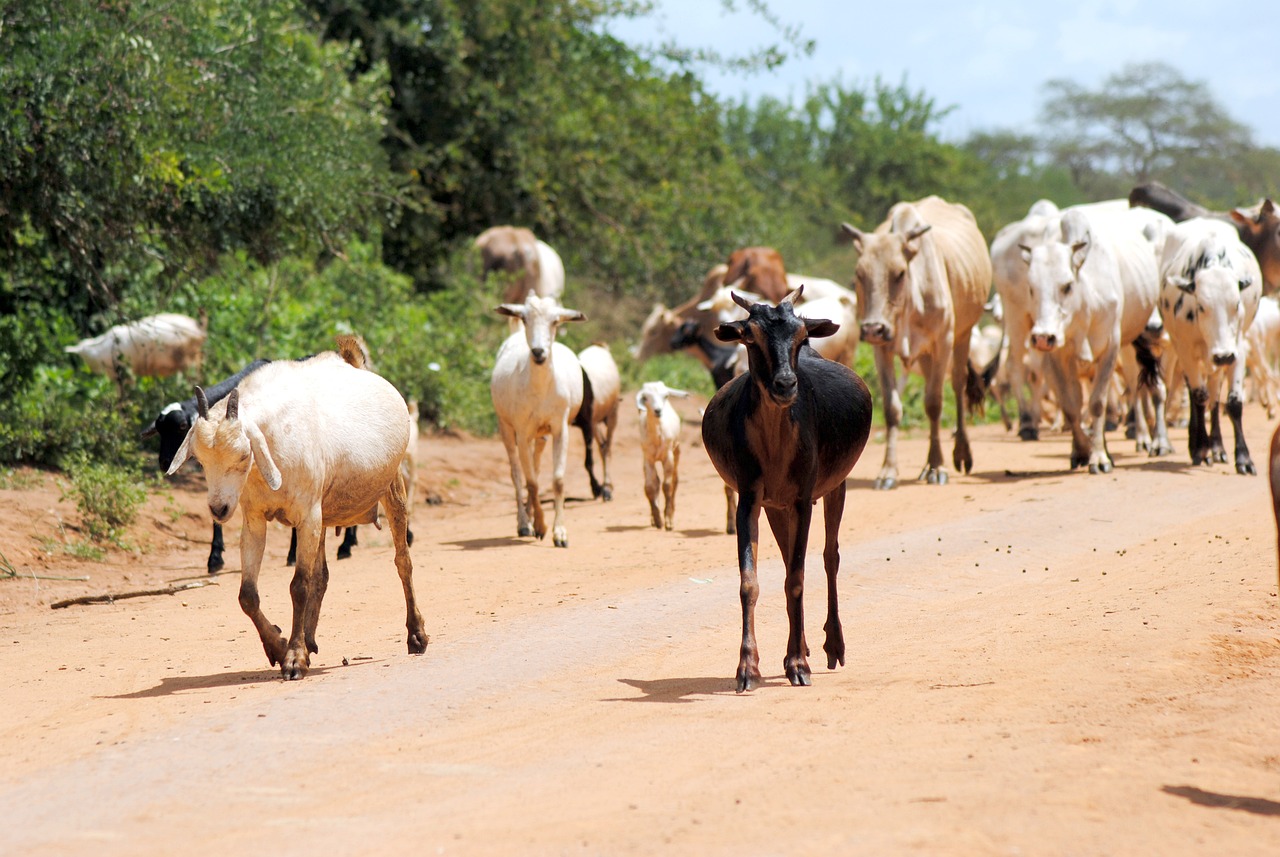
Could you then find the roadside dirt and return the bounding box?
[3,398,1280,856]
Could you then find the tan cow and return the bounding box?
[474,226,565,305]
[723,247,789,304]
[841,195,991,489]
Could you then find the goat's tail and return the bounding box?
[336,334,372,370]
[1132,334,1161,392]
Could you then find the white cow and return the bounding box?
[1017,202,1171,472]
[1246,296,1280,418]
[1159,218,1263,473]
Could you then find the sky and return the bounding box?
[604,1,1280,148]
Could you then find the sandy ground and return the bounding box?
[3,395,1280,856]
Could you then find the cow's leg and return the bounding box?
[237,515,287,667]
[1145,359,1174,457]
[337,526,357,560]
[282,514,324,680]
[917,352,948,485]
[724,486,737,535]
[1120,345,1152,451]
[734,489,762,693]
[873,345,903,489]
[766,502,812,687]
[578,418,602,500]
[951,328,974,474]
[821,482,847,671]
[1085,343,1119,474]
[1227,359,1254,475]
[662,446,679,531]
[385,474,428,653]
[207,522,225,574]
[1187,381,1211,465]
[1207,371,1229,464]
[643,456,662,529]
[1006,314,1039,440]
[550,421,570,547]
[500,421,532,537]
[1045,354,1089,469]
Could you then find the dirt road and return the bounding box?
[3,401,1280,855]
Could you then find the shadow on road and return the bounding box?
[1162,785,1280,816]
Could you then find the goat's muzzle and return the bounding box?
[530,347,547,365]
[1030,332,1058,353]
[209,502,231,523]
[860,322,892,346]
[769,373,799,405]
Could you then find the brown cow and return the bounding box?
[474,226,566,305]
[723,247,789,304]
[841,196,992,489]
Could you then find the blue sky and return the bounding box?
[604,1,1280,147]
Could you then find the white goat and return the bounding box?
[1246,296,1280,418]
[166,342,425,679]
[575,344,621,501]
[491,294,587,547]
[635,381,687,531]
[65,312,206,382]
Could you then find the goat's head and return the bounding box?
[715,286,838,406]
[167,387,282,523]
[495,295,585,364]
[635,381,689,419]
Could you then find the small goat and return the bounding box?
[66,312,207,383]
[167,345,425,679]
[635,381,687,531]
[142,358,272,573]
[491,294,587,547]
[574,344,621,501]
[702,288,873,692]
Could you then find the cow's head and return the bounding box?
[843,220,930,347]
[1019,230,1089,354]
[1231,199,1280,292]
[167,387,281,523]
[1162,243,1262,368]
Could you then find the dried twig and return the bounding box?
[0,549,87,582]
[50,579,217,610]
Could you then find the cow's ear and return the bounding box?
[716,321,746,343]
[1070,238,1090,274]
[805,318,840,340]
[902,224,932,260]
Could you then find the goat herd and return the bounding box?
[58,183,1280,690]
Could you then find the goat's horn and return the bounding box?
[194,386,209,419]
[781,285,804,305]
[731,291,754,311]
[226,388,239,421]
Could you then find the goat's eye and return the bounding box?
[1061,282,1073,296]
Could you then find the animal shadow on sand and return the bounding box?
[1162,785,1280,816]
[102,659,386,699]
[606,675,787,703]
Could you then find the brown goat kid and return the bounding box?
[701,288,874,692]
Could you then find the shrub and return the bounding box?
[61,452,147,544]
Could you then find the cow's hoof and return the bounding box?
[1088,458,1113,474]
[873,476,897,491]
[280,650,309,680]
[785,661,812,687]
[1148,442,1174,458]
[553,529,568,548]
[601,487,612,502]
[517,524,534,538]
[920,467,948,485]
[823,621,845,670]
[207,556,225,575]
[735,667,762,694]
[407,631,429,654]
[1019,426,1039,441]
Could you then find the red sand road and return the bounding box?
[3,402,1280,855]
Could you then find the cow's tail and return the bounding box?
[1132,334,1161,392]
[965,332,1004,419]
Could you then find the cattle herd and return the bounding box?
[60,182,1280,689]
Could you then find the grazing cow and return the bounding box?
[1018,203,1170,472]
[723,247,789,304]
[701,288,874,692]
[1131,182,1280,293]
[474,226,566,305]
[1246,296,1280,418]
[840,195,991,489]
[1158,218,1263,473]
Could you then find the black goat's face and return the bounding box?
[716,292,838,406]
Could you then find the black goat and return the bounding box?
[701,288,873,692]
[670,319,743,390]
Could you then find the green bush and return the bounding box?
[61,452,147,544]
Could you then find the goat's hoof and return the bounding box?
[1238,460,1257,476]
[280,650,309,680]
[1018,427,1039,441]
[407,632,429,654]
[336,546,352,560]
[823,622,845,669]
[601,487,612,502]
[517,525,534,538]
[785,662,812,687]
[735,668,762,694]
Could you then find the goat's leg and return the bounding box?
[385,475,428,652]
[643,457,662,529]
[724,486,737,535]
[597,410,617,502]
[281,517,324,680]
[663,446,679,532]
[237,516,287,668]
[550,422,570,547]
[766,503,813,687]
[207,521,225,574]
[302,533,329,656]
[734,489,762,693]
[917,351,948,484]
[578,419,601,499]
[337,526,357,560]
[873,345,903,489]
[526,435,548,540]
[499,421,532,537]
[821,483,847,670]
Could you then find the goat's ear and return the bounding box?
[557,308,587,324]
[244,419,282,491]
[805,318,840,340]
[166,424,197,476]
[635,391,647,411]
[667,387,690,398]
[839,222,864,252]
[495,304,525,319]
[140,420,158,440]
[715,321,745,343]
